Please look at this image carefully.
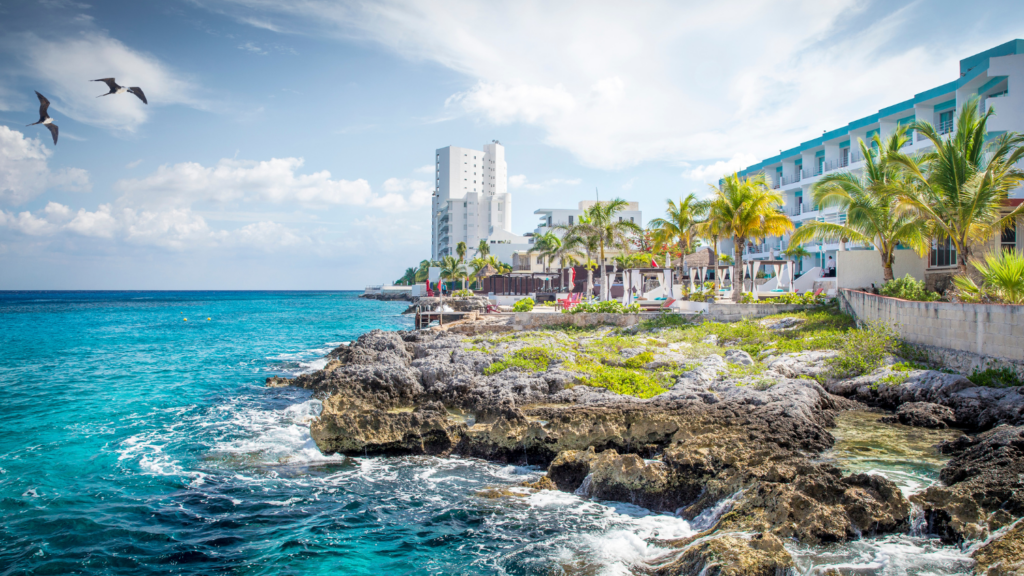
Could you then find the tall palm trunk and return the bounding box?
[598,238,607,301]
[733,235,744,302]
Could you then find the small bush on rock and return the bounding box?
[483,346,555,375]
[623,351,655,369]
[563,300,642,314]
[451,289,475,298]
[512,298,535,312]
[825,321,902,380]
[968,366,1024,388]
[880,274,940,302]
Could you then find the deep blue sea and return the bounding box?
[0,291,974,575]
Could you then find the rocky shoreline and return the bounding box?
[266,312,1024,574]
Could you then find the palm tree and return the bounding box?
[557,215,603,298]
[649,193,707,278]
[789,128,930,282]
[414,259,434,283]
[456,241,467,263]
[528,231,559,272]
[396,267,417,286]
[695,198,727,275]
[585,199,642,300]
[709,173,794,301]
[477,239,491,259]
[891,96,1024,275]
[439,256,467,293]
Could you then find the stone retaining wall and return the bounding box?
[706,303,814,323]
[513,312,660,330]
[839,288,1024,371]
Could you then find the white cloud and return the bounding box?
[508,174,581,190]
[114,157,376,207]
[239,41,267,54]
[683,153,760,182]
[0,127,91,205]
[18,31,203,132]
[414,164,435,174]
[621,177,637,191]
[378,178,433,211]
[206,0,1007,169]
[125,159,143,169]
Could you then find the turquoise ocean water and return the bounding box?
[0,291,973,575]
[0,291,698,576]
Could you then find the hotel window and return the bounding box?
[568,215,574,225]
[841,147,849,165]
[498,203,503,211]
[930,236,958,268]
[1002,222,1017,251]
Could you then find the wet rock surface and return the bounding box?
[880,401,957,428]
[913,425,1024,543]
[643,532,794,576]
[268,319,1024,560]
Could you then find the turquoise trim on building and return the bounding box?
[839,140,850,149]
[978,76,1008,95]
[866,129,879,139]
[959,39,1024,75]
[794,159,802,165]
[739,40,1023,177]
[897,116,915,126]
[815,150,825,157]
[879,98,914,118]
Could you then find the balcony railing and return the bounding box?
[938,120,953,135]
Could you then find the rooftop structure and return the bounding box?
[533,201,642,236]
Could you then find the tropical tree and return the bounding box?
[439,255,468,291]
[891,96,1024,275]
[952,249,1024,304]
[414,259,434,283]
[396,267,417,286]
[585,199,642,300]
[695,198,727,275]
[557,215,600,297]
[718,254,735,266]
[477,239,491,259]
[709,173,794,301]
[528,231,560,272]
[789,128,930,281]
[649,193,707,278]
[455,241,467,263]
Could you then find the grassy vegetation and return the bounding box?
[469,304,939,396]
[483,346,557,375]
[968,366,1024,388]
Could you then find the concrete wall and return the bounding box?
[707,303,816,323]
[837,250,926,289]
[513,312,659,330]
[839,289,1024,363]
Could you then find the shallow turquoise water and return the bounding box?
[0,291,694,575]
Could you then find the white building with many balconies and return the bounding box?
[431,141,525,260]
[723,39,1024,282]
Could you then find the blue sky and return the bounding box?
[1,0,1022,289]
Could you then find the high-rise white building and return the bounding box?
[431,141,514,259]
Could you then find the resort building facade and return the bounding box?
[431,141,515,260]
[727,39,1024,289]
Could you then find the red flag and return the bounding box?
[651,259,659,268]
[569,268,576,291]
[437,278,443,294]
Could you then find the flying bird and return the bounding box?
[92,78,147,104]
[27,91,58,145]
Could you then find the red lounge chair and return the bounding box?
[660,298,676,310]
[484,303,501,313]
[813,287,824,297]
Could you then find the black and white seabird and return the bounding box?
[92,78,148,104]
[27,91,58,145]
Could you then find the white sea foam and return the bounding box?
[211,398,344,466]
[789,534,973,575]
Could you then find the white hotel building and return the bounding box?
[727,39,1024,283]
[431,141,524,260]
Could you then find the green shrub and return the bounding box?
[573,365,667,398]
[954,251,1024,304]
[968,366,1024,388]
[689,281,717,303]
[451,289,475,298]
[637,312,692,330]
[825,321,903,380]
[623,351,655,369]
[483,346,553,375]
[512,297,535,312]
[880,274,940,302]
[563,300,642,314]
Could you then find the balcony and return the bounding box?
[938,120,953,135]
